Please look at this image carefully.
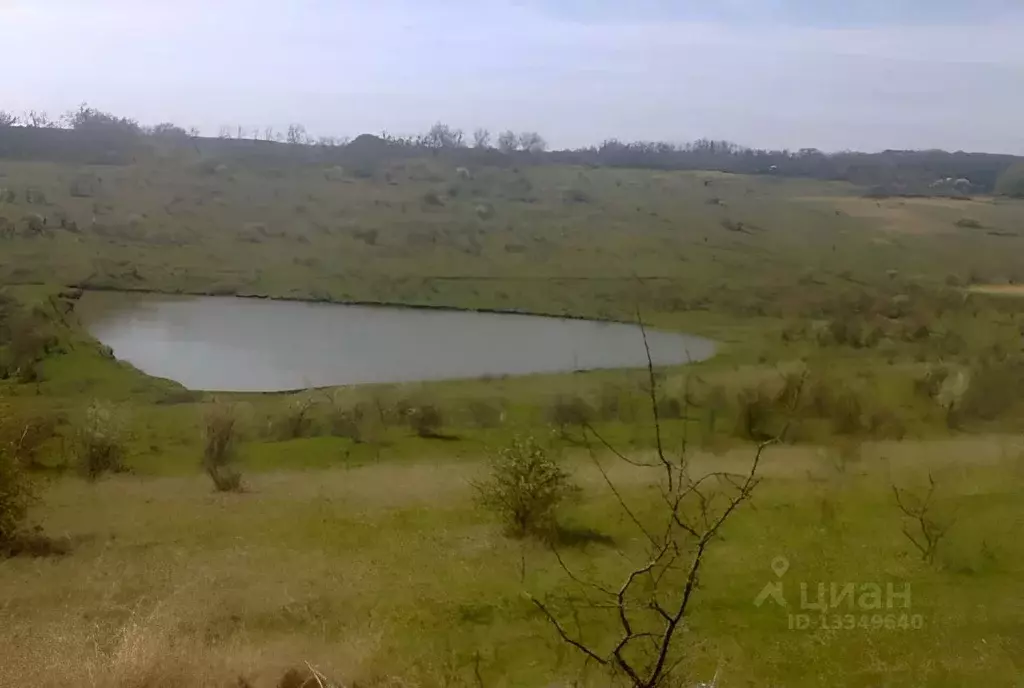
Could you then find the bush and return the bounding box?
[275,395,316,440]
[328,400,367,442]
[1,412,58,469]
[202,402,243,492]
[73,402,126,480]
[955,359,1024,423]
[69,175,98,198]
[734,387,776,441]
[562,188,592,204]
[465,399,503,429]
[422,191,444,207]
[407,404,444,438]
[21,213,46,234]
[474,436,573,538]
[0,436,35,545]
[547,395,593,437]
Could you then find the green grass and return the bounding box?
[1,441,1022,686]
[2,150,1024,685]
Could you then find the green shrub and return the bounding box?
[955,359,1024,423]
[407,404,444,438]
[73,402,126,480]
[474,436,573,538]
[546,395,593,437]
[465,400,503,429]
[734,387,776,441]
[202,402,243,492]
[275,395,316,440]
[422,191,444,207]
[655,396,683,420]
[328,400,368,442]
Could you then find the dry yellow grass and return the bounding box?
[967,284,1024,297]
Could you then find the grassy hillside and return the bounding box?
[3,154,1023,321]
[2,147,1024,686]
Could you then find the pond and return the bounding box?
[79,293,716,392]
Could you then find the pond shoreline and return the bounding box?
[70,283,661,330]
[77,290,716,392]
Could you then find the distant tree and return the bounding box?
[147,122,189,139]
[63,104,139,135]
[0,111,18,127]
[22,110,55,128]
[423,122,465,149]
[497,130,518,153]
[286,123,308,145]
[518,131,547,153]
[218,125,232,139]
[473,128,492,149]
[187,126,201,138]
[264,126,275,141]
[995,163,1024,198]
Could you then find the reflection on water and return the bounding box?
[79,293,716,392]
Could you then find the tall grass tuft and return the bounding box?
[73,401,126,480]
[202,401,243,492]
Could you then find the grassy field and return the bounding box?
[2,440,1023,687]
[2,149,1024,686]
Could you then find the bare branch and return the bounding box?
[529,595,609,666]
[583,434,659,547]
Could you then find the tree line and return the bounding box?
[2,103,1022,193]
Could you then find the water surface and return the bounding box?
[80,293,715,392]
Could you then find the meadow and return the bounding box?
[1,143,1024,687]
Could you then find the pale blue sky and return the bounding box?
[2,0,1022,153]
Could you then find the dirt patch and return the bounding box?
[967,284,1024,297]
[796,196,936,234]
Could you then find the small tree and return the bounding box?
[0,111,18,127]
[22,110,55,128]
[407,404,444,438]
[475,436,572,538]
[286,123,309,145]
[275,394,317,439]
[202,401,243,492]
[422,122,465,149]
[497,130,519,153]
[147,122,189,139]
[528,315,784,687]
[547,395,593,439]
[893,473,954,566]
[73,402,126,480]
[518,131,547,153]
[472,128,492,149]
[62,103,140,135]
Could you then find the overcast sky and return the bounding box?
[2,0,1023,153]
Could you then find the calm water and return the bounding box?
[79,293,715,392]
